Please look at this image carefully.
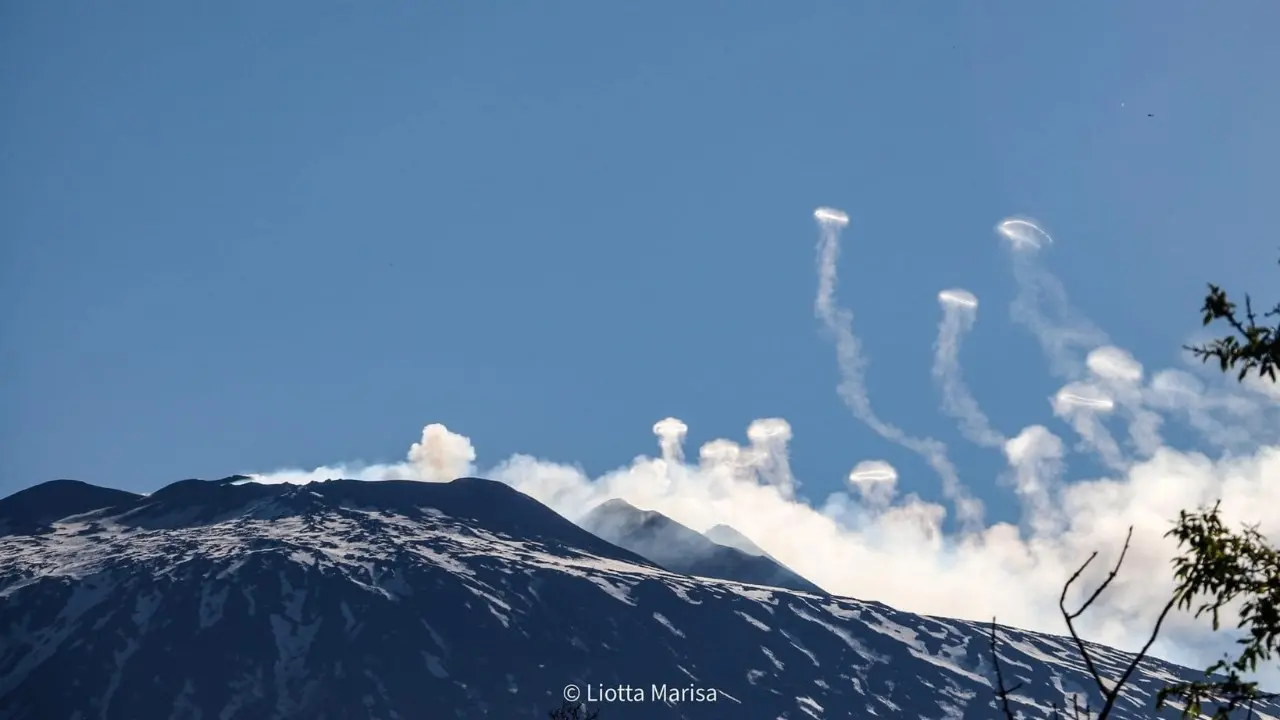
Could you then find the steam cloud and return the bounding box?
[250,210,1280,688]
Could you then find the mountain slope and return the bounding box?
[1,477,1274,720]
[578,498,828,596]
[703,523,770,558]
[0,479,141,536]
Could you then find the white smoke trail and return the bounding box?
[933,288,1006,448]
[1051,382,1128,471]
[998,218,1108,379]
[813,208,984,528]
[1148,369,1260,449]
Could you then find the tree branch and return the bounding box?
[1096,593,1179,717]
[1059,527,1134,697]
[1058,526,1179,719]
[1183,256,1280,383]
[989,618,1023,720]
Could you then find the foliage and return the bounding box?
[1154,505,1280,719]
[1185,257,1280,383]
[1158,260,1280,718]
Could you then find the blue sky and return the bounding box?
[3,2,1277,522]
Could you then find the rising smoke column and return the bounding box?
[408,423,478,481]
[933,288,1005,448]
[653,417,689,465]
[682,417,800,499]
[846,460,899,508]
[812,207,984,528]
[997,218,1107,379]
[746,418,798,498]
[1001,424,1067,536]
[997,219,1150,471]
[1051,383,1127,471]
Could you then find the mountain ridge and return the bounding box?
[1,476,1275,719]
[578,498,828,596]
[703,523,771,558]
[0,479,141,535]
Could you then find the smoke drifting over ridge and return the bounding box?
[251,211,1280,684]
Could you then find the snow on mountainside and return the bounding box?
[0,479,141,536]
[1,477,1275,720]
[579,498,827,596]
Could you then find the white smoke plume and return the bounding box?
[251,423,477,487]
[409,423,478,481]
[249,211,1280,689]
[1002,425,1066,536]
[998,218,1109,379]
[933,288,1006,448]
[846,460,899,508]
[813,208,985,528]
[653,417,689,466]
[1051,382,1128,471]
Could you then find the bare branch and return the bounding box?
[989,618,1022,720]
[1095,592,1179,717]
[1059,527,1136,697]
[1058,525,1185,719]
